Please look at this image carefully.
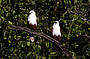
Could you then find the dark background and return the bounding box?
[0,0,90,59]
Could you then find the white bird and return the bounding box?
[28,10,37,31]
[52,21,61,40]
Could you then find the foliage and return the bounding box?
[0,0,90,59]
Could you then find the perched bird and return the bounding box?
[52,21,61,41]
[28,10,37,31]
[28,10,37,42]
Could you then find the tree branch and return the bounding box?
[80,35,90,39]
[82,3,90,6]
[8,25,74,59]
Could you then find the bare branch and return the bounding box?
[80,35,90,39]
[9,25,74,59]
[82,3,90,5]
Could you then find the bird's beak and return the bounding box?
[30,12,31,14]
[30,12,32,14]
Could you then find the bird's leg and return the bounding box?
[58,36,61,41]
[53,35,56,40]
[29,24,33,30]
[33,24,37,31]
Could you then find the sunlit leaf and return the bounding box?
[27,42,30,46]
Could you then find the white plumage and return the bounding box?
[53,21,61,36]
[28,10,37,26]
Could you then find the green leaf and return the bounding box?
[88,28,90,30]
[8,21,12,25]
[27,52,31,57]
[27,42,30,46]
[50,52,56,55]
[8,40,11,43]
